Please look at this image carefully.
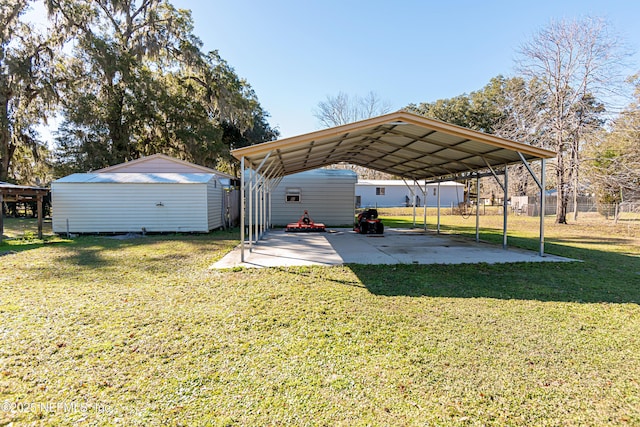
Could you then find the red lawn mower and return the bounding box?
[354,209,384,234]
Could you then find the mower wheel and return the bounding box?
[359,222,368,234]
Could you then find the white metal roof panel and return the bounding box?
[54,173,216,184]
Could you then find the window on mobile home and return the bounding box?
[376,187,385,196]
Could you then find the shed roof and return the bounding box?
[54,173,216,184]
[94,154,234,178]
[232,111,555,180]
[0,182,49,196]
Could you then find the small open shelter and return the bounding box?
[231,111,556,262]
[0,182,50,242]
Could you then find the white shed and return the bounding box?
[263,169,357,226]
[356,180,464,208]
[52,173,223,233]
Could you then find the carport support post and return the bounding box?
[37,194,43,239]
[254,175,258,244]
[412,182,416,227]
[258,181,263,239]
[517,151,547,257]
[248,166,253,252]
[437,182,441,234]
[475,174,480,243]
[262,180,267,236]
[423,182,427,231]
[539,159,546,256]
[262,181,266,236]
[268,183,272,229]
[240,157,245,262]
[503,165,508,249]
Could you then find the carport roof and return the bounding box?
[232,111,556,180]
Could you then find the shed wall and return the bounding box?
[207,179,223,230]
[250,170,356,226]
[52,182,210,233]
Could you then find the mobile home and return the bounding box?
[356,180,464,208]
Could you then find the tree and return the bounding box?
[47,0,203,169]
[49,0,275,173]
[584,75,640,204]
[0,0,59,183]
[407,76,547,198]
[407,76,509,134]
[314,91,392,128]
[314,91,392,179]
[516,17,627,223]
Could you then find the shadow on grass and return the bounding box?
[348,238,639,305]
[1,228,240,271]
[348,216,640,304]
[1,238,73,254]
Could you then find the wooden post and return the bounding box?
[0,192,3,244]
[37,194,43,239]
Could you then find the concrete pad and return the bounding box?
[211,228,575,269]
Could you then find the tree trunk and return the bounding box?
[107,86,131,164]
[556,151,568,224]
[0,92,11,182]
[573,167,579,221]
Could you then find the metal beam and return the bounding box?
[476,174,480,243]
[517,152,543,189]
[484,159,505,192]
[540,159,546,256]
[437,182,441,234]
[240,156,245,262]
[423,181,427,231]
[517,151,546,257]
[503,164,508,249]
[383,127,516,164]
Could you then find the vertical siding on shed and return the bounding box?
[207,179,223,230]
[52,183,209,233]
[267,171,356,226]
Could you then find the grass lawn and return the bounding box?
[1,214,639,426]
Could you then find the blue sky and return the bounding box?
[171,0,640,138]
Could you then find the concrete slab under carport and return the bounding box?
[211,228,575,269]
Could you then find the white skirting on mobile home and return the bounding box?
[356,180,464,208]
[250,169,357,226]
[52,173,224,233]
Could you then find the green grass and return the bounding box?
[1,215,639,426]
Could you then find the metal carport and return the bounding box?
[231,110,556,262]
